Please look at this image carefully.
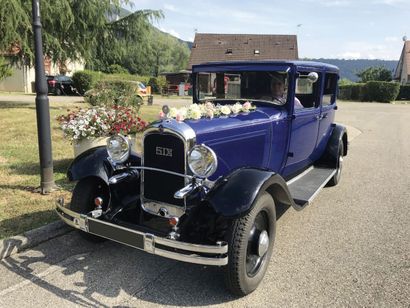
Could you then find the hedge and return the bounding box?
[397,85,410,100]
[364,81,400,103]
[338,83,365,101]
[84,80,143,112]
[339,81,400,103]
[72,70,101,95]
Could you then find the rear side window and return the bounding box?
[323,73,338,106]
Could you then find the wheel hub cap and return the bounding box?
[257,230,269,257]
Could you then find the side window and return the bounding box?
[295,71,320,109]
[323,73,338,106]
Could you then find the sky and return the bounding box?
[127,0,410,60]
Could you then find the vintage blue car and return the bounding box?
[56,60,348,296]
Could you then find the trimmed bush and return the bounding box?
[84,80,143,112]
[338,83,366,101]
[72,70,101,95]
[397,84,410,100]
[106,64,129,74]
[148,76,167,94]
[364,81,400,103]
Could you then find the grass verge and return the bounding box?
[0,99,161,239]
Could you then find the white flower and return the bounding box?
[231,103,242,114]
[179,107,187,117]
[169,107,178,118]
[220,105,231,115]
[191,109,202,120]
[206,109,214,119]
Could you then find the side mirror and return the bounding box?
[307,72,319,83]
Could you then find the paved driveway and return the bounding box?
[0,101,409,307]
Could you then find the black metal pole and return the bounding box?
[32,0,55,194]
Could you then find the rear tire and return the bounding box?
[224,192,276,296]
[70,178,108,242]
[328,142,344,186]
[55,88,62,96]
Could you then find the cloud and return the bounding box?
[300,0,352,7]
[159,27,181,39]
[337,52,362,59]
[164,3,178,12]
[384,36,400,42]
[377,0,407,5]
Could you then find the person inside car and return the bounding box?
[269,73,304,109]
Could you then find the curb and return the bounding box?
[0,221,72,261]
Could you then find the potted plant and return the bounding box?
[57,106,147,157]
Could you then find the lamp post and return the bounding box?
[32,0,55,194]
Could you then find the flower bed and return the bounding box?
[160,101,256,121]
[57,106,147,142]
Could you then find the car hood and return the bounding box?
[184,106,286,179]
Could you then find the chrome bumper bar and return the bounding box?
[55,201,228,266]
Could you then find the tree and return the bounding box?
[0,1,161,68]
[87,9,163,74]
[0,56,13,80]
[356,66,393,82]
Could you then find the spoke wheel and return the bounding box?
[224,192,276,296]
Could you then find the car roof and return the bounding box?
[192,60,339,74]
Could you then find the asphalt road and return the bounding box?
[0,101,409,307]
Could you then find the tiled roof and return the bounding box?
[187,33,298,69]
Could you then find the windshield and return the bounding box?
[196,71,289,106]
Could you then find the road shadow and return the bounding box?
[0,231,237,307]
[0,204,292,306]
[0,210,57,253]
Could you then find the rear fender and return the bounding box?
[205,168,301,218]
[318,124,348,168]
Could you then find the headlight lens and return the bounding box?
[107,135,130,164]
[188,144,218,178]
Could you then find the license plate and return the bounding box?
[87,219,144,250]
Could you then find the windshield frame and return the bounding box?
[194,69,292,106]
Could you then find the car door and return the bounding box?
[283,71,321,177]
[315,72,338,158]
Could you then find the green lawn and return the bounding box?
[0,100,161,239]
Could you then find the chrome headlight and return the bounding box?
[107,135,130,164]
[188,144,218,178]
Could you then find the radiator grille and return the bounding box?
[143,133,185,206]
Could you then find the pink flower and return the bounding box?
[243,101,251,111]
[176,113,184,122]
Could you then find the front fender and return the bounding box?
[67,146,141,184]
[205,168,299,218]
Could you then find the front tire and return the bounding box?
[224,192,276,296]
[70,177,108,242]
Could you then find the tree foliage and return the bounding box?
[356,66,393,82]
[0,1,189,75]
[0,56,13,80]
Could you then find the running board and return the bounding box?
[287,166,336,207]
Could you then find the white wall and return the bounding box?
[0,59,85,93]
[0,66,25,92]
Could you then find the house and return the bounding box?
[0,48,84,93]
[162,33,298,95]
[187,33,298,69]
[394,40,410,84]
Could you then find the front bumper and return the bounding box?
[56,201,228,266]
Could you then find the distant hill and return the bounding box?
[306,58,398,81]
